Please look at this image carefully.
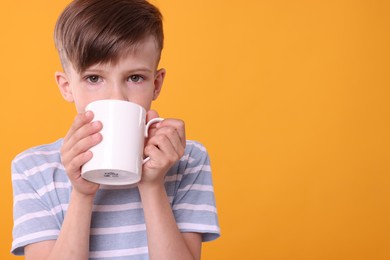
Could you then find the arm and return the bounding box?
[25,191,94,260]
[25,111,102,260]
[138,184,201,260]
[139,112,201,260]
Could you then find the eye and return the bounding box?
[128,75,144,83]
[86,75,101,83]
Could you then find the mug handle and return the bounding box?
[143,117,164,164]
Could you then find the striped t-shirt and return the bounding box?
[11,139,220,259]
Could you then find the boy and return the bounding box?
[11,0,220,259]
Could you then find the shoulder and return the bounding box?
[12,139,62,178]
[177,140,211,174]
[166,140,211,180]
[183,140,210,164]
[185,140,208,154]
[166,140,212,181]
[12,139,63,166]
[11,138,69,200]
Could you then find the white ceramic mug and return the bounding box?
[81,99,163,185]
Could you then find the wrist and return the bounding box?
[138,182,167,199]
[71,189,96,204]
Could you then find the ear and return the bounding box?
[55,71,74,102]
[153,68,166,100]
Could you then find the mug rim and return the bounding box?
[86,99,146,114]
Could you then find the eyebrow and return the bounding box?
[82,66,153,75]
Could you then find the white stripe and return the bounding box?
[177,223,220,233]
[13,193,40,205]
[91,224,146,235]
[36,182,70,197]
[14,210,51,227]
[14,211,51,227]
[184,164,211,175]
[93,202,142,212]
[180,153,190,162]
[180,154,195,164]
[165,174,181,182]
[178,184,214,193]
[49,204,67,217]
[23,162,64,177]
[179,154,196,164]
[13,182,70,205]
[12,173,27,181]
[165,159,209,182]
[55,182,71,189]
[14,204,68,227]
[173,203,217,213]
[14,150,60,163]
[12,230,59,247]
[89,247,148,258]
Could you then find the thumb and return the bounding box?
[146,109,159,123]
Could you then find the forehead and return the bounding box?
[77,36,161,73]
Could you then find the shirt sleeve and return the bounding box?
[11,152,64,255]
[171,141,220,242]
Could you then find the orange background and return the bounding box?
[1,1,389,259]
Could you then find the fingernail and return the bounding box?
[92,121,100,128]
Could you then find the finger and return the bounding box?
[152,126,185,157]
[146,109,159,123]
[67,131,102,159]
[65,111,94,140]
[146,132,182,164]
[61,131,102,173]
[64,115,102,152]
[144,136,179,169]
[66,151,93,179]
[144,143,165,168]
[61,113,103,170]
[156,119,186,147]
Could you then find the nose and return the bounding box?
[108,83,128,101]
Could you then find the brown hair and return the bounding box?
[54,0,164,72]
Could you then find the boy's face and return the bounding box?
[55,36,165,113]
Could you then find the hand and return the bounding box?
[61,111,103,196]
[140,110,186,187]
